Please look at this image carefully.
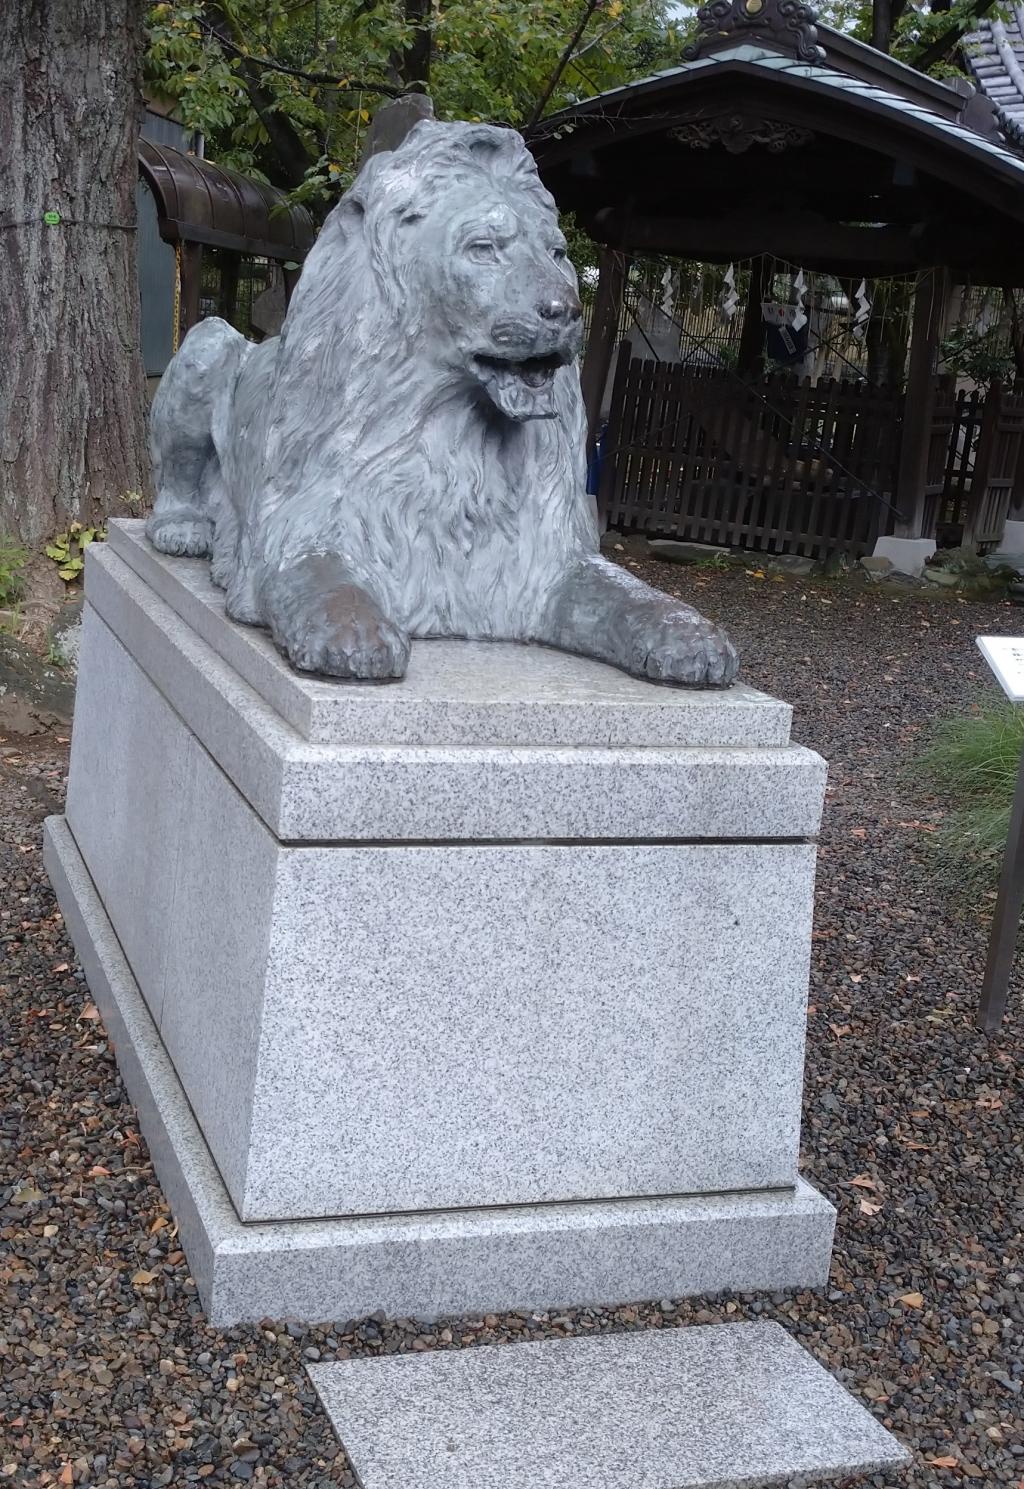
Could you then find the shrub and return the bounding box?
[915,705,1024,896]
[0,537,28,607]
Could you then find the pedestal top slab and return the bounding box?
[108,521,790,748]
[308,1323,908,1489]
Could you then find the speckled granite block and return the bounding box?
[244,837,815,1220]
[82,546,827,842]
[45,816,839,1325]
[54,548,835,1316]
[108,519,792,749]
[63,608,818,1220]
[308,1326,907,1489]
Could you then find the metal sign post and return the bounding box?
[975,636,1024,1031]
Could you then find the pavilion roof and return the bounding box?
[528,0,1024,282]
[964,6,1024,151]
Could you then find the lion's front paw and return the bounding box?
[283,607,410,680]
[630,615,739,688]
[147,512,213,558]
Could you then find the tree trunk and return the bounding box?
[0,0,150,549]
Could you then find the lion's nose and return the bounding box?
[537,293,582,325]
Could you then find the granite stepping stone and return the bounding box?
[308,1321,908,1489]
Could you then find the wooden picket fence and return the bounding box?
[599,354,1024,556]
[598,356,900,559]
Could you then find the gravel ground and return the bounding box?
[1,558,1022,1489]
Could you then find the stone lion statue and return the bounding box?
[147,120,738,688]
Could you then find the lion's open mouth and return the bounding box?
[471,351,568,421]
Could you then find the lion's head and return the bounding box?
[277,121,583,424]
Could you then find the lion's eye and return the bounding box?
[552,246,568,262]
[467,240,500,262]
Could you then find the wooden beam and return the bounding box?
[590,210,919,274]
[895,268,950,537]
[580,247,627,454]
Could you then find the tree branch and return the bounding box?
[197,14,406,96]
[525,0,605,128]
[907,0,996,73]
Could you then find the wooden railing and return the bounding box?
[600,354,1024,555]
[599,355,900,558]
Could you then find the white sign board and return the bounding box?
[976,635,1024,701]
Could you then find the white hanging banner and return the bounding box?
[791,269,808,333]
[720,263,740,321]
[660,265,675,318]
[852,278,872,341]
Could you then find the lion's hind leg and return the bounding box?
[147,318,245,558]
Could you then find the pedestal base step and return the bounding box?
[44,815,836,1327]
[309,1324,908,1489]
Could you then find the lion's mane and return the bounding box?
[217,121,595,639]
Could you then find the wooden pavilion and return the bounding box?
[528,0,1024,557]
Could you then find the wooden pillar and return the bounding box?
[736,257,771,378]
[580,247,628,455]
[895,267,950,537]
[179,240,203,341]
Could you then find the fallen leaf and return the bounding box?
[87,1164,111,1178]
[849,1174,878,1190]
[927,1455,959,1469]
[898,1291,924,1308]
[132,1269,158,1287]
[12,1184,44,1205]
[149,1216,169,1235]
[829,1022,853,1039]
[78,1002,101,1022]
[976,1096,1004,1110]
[849,827,867,838]
[42,1224,58,1238]
[859,1199,882,1216]
[59,1466,73,1486]
[52,963,69,974]
[849,973,863,984]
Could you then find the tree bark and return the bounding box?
[0,0,150,548]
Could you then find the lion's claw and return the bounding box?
[630,618,739,689]
[286,611,410,680]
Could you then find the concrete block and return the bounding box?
[82,545,827,842]
[308,1324,908,1489]
[108,521,792,749]
[872,536,936,578]
[45,815,839,1325]
[66,615,819,1220]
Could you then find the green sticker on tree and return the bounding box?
[43,210,61,226]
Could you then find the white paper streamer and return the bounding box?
[852,277,872,341]
[791,269,807,333]
[720,263,740,322]
[660,265,675,318]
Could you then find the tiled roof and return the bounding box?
[965,6,1024,148]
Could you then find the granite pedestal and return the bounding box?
[45,520,835,1324]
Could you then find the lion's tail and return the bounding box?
[147,317,248,559]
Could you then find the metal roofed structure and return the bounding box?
[138,138,316,263]
[527,0,1024,557]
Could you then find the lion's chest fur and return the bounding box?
[246,365,596,640]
